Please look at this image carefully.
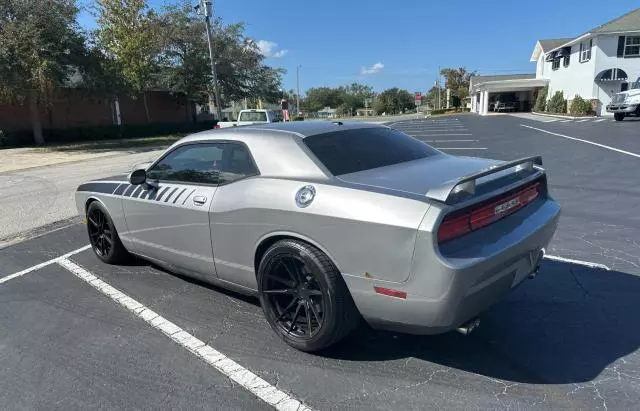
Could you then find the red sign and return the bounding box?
[414,92,422,100]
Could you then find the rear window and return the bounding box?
[239,111,267,122]
[304,127,438,175]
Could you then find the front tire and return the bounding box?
[614,113,625,121]
[257,239,360,352]
[86,201,129,264]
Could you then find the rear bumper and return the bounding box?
[343,198,560,334]
[606,104,637,113]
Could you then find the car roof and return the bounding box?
[237,121,384,138]
[167,121,388,180]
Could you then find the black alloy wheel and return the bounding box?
[258,239,360,352]
[262,256,326,338]
[88,207,113,257]
[86,201,129,264]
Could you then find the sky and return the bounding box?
[78,0,639,94]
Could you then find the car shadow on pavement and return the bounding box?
[324,259,640,385]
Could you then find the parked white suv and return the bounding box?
[607,79,640,121]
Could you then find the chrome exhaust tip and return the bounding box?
[456,317,480,335]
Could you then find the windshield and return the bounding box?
[304,127,438,176]
[239,111,267,122]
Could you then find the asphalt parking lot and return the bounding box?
[1,114,639,410]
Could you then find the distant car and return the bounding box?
[215,109,282,128]
[75,122,560,352]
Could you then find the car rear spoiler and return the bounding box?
[425,156,543,205]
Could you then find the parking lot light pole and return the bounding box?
[197,0,223,121]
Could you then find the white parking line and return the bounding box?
[576,119,590,123]
[544,254,610,270]
[521,124,640,159]
[0,244,91,284]
[56,257,312,411]
[423,139,479,142]
[435,147,488,150]
[560,120,572,122]
[411,133,473,136]
[594,119,607,122]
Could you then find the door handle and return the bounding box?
[193,195,207,206]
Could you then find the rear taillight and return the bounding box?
[214,124,221,129]
[438,182,541,244]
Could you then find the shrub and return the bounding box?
[293,115,304,121]
[0,121,218,148]
[547,91,566,114]
[534,86,548,112]
[430,109,446,115]
[569,95,593,116]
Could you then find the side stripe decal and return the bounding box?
[123,185,136,197]
[182,189,196,205]
[132,186,143,198]
[164,187,179,203]
[113,184,128,195]
[172,188,187,204]
[156,187,170,201]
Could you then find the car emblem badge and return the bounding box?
[295,185,316,208]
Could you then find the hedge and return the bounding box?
[0,121,218,148]
[569,96,593,116]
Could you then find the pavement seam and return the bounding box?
[55,257,314,411]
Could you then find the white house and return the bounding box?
[471,8,640,116]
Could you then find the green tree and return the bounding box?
[95,0,159,122]
[547,91,566,113]
[213,24,283,105]
[154,4,210,121]
[534,85,548,112]
[440,67,475,102]
[373,88,415,115]
[425,85,445,109]
[569,95,593,116]
[0,0,87,145]
[305,87,343,112]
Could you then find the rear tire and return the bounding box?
[86,201,129,264]
[614,113,625,121]
[257,239,360,352]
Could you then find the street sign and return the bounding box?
[415,92,422,106]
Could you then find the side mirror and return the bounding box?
[128,168,147,185]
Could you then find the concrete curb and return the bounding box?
[531,111,598,120]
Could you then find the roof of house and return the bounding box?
[589,7,640,33]
[538,38,573,52]
[531,8,640,58]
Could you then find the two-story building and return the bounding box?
[471,8,640,116]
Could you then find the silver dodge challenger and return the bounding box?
[75,121,560,352]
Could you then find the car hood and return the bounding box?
[336,154,501,197]
[620,88,640,99]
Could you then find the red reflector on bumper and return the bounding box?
[374,287,407,299]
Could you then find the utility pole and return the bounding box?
[296,65,301,115]
[197,0,223,121]
[437,66,441,110]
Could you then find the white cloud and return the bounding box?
[360,62,384,75]
[256,40,288,58]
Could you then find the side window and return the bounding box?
[147,142,258,185]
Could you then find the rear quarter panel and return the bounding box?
[209,177,429,290]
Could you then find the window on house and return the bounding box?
[579,39,592,62]
[624,36,640,57]
[563,55,570,67]
[552,59,560,70]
